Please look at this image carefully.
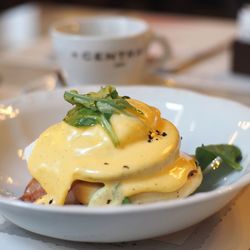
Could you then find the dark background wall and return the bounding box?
[0,0,249,18]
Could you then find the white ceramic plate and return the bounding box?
[0,86,249,242]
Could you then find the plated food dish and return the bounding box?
[0,86,249,242]
[20,86,244,208]
[21,86,203,206]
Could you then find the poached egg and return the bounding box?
[24,97,202,206]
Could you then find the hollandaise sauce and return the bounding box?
[28,99,182,204]
[25,87,202,206]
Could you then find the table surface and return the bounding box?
[0,3,249,250]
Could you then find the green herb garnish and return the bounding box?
[122,197,131,204]
[63,86,142,147]
[195,144,243,192]
[195,144,242,171]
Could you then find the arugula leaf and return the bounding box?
[99,114,120,146]
[195,144,243,192]
[64,90,96,110]
[195,144,242,171]
[63,86,142,147]
[64,106,100,127]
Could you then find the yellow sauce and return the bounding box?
[27,99,189,205]
[88,154,198,206]
[121,154,197,197]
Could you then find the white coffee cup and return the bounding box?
[51,16,170,85]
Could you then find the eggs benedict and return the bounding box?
[21,86,202,206]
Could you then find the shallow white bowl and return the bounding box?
[0,86,249,242]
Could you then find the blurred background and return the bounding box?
[0,0,249,18]
[0,0,250,104]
